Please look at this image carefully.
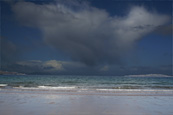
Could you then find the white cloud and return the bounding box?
[44,60,64,71]
[17,60,64,71]
[12,1,170,65]
[16,60,86,73]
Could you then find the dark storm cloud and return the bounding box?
[98,64,173,76]
[4,60,89,74]
[12,1,170,66]
[4,59,172,76]
[0,37,17,66]
[154,24,172,35]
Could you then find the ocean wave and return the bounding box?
[12,86,77,91]
[0,84,8,87]
[1,84,173,90]
[37,86,76,90]
[3,85,173,92]
[1,86,173,95]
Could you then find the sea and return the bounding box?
[0,75,173,95]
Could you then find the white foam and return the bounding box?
[13,86,76,90]
[0,84,7,87]
[37,86,76,90]
[14,86,38,90]
[96,89,173,92]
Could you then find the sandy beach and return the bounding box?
[0,90,173,115]
[1,0,172,114]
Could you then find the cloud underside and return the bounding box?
[12,1,170,66]
[2,60,172,76]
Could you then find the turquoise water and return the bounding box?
[0,75,173,90]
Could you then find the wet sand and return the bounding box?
[0,91,173,115]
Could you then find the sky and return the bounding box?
[0,0,172,75]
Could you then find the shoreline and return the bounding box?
[1,89,173,96]
[0,90,173,115]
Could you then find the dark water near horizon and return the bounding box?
[0,75,173,92]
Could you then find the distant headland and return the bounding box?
[125,74,172,77]
[0,70,26,75]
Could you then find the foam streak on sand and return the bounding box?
[96,89,173,92]
[1,88,173,96]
